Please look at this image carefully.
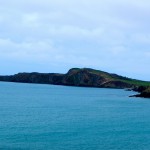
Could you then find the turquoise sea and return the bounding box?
[0,82,150,150]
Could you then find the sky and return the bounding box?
[0,0,150,80]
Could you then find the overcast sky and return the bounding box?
[0,0,150,80]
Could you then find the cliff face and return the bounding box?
[62,68,107,87]
[0,68,137,89]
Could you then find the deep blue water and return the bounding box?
[0,82,150,150]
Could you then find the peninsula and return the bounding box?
[0,68,150,98]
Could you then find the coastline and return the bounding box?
[0,68,150,98]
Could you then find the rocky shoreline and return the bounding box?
[131,86,150,98]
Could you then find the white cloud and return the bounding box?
[0,38,55,61]
[22,13,39,27]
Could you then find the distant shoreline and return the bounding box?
[0,68,150,98]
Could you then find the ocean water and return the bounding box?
[0,82,150,150]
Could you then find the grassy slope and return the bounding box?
[81,68,150,87]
